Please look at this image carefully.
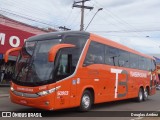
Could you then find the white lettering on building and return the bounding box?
[9,36,20,47]
[0,32,26,47]
[130,72,147,78]
[0,33,5,45]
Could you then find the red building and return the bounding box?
[0,14,56,85]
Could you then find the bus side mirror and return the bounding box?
[4,47,22,63]
[48,44,75,62]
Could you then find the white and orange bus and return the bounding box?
[5,31,156,111]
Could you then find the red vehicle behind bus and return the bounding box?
[5,31,156,111]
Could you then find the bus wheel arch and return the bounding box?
[85,88,95,104]
[78,87,94,111]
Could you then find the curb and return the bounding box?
[0,84,10,87]
[0,94,9,98]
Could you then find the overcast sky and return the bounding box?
[0,0,160,54]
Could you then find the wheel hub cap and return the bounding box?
[82,95,90,108]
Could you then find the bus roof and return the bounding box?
[26,31,154,60]
[27,31,90,42]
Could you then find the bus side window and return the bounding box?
[130,53,139,69]
[139,56,146,70]
[84,41,105,66]
[151,60,156,72]
[57,54,72,76]
[146,58,151,71]
[118,50,129,67]
[105,46,118,66]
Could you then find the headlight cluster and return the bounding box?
[37,88,56,96]
[10,86,61,97]
[10,87,15,91]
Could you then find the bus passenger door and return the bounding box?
[54,54,75,109]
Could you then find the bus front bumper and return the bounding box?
[10,90,55,110]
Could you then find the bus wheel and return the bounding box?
[137,88,143,102]
[143,88,148,101]
[79,90,92,111]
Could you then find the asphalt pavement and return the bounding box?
[0,87,160,120]
[0,87,10,98]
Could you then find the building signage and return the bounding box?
[0,33,26,48]
[0,24,34,56]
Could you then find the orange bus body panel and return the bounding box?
[9,32,156,110]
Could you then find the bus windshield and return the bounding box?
[14,39,61,86]
[13,35,88,86]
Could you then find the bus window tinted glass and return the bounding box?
[139,56,146,70]
[105,46,118,66]
[146,59,151,71]
[151,60,156,71]
[130,53,139,69]
[62,35,87,70]
[84,41,105,66]
[118,50,129,67]
[57,54,70,76]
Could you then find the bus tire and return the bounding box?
[78,90,92,112]
[137,88,143,102]
[143,88,148,101]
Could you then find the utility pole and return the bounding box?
[81,1,85,31]
[59,26,71,31]
[73,0,93,31]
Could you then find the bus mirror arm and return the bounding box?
[4,47,22,63]
[48,44,75,62]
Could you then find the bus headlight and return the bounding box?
[37,88,56,96]
[10,87,14,92]
[37,91,48,96]
[48,88,56,93]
